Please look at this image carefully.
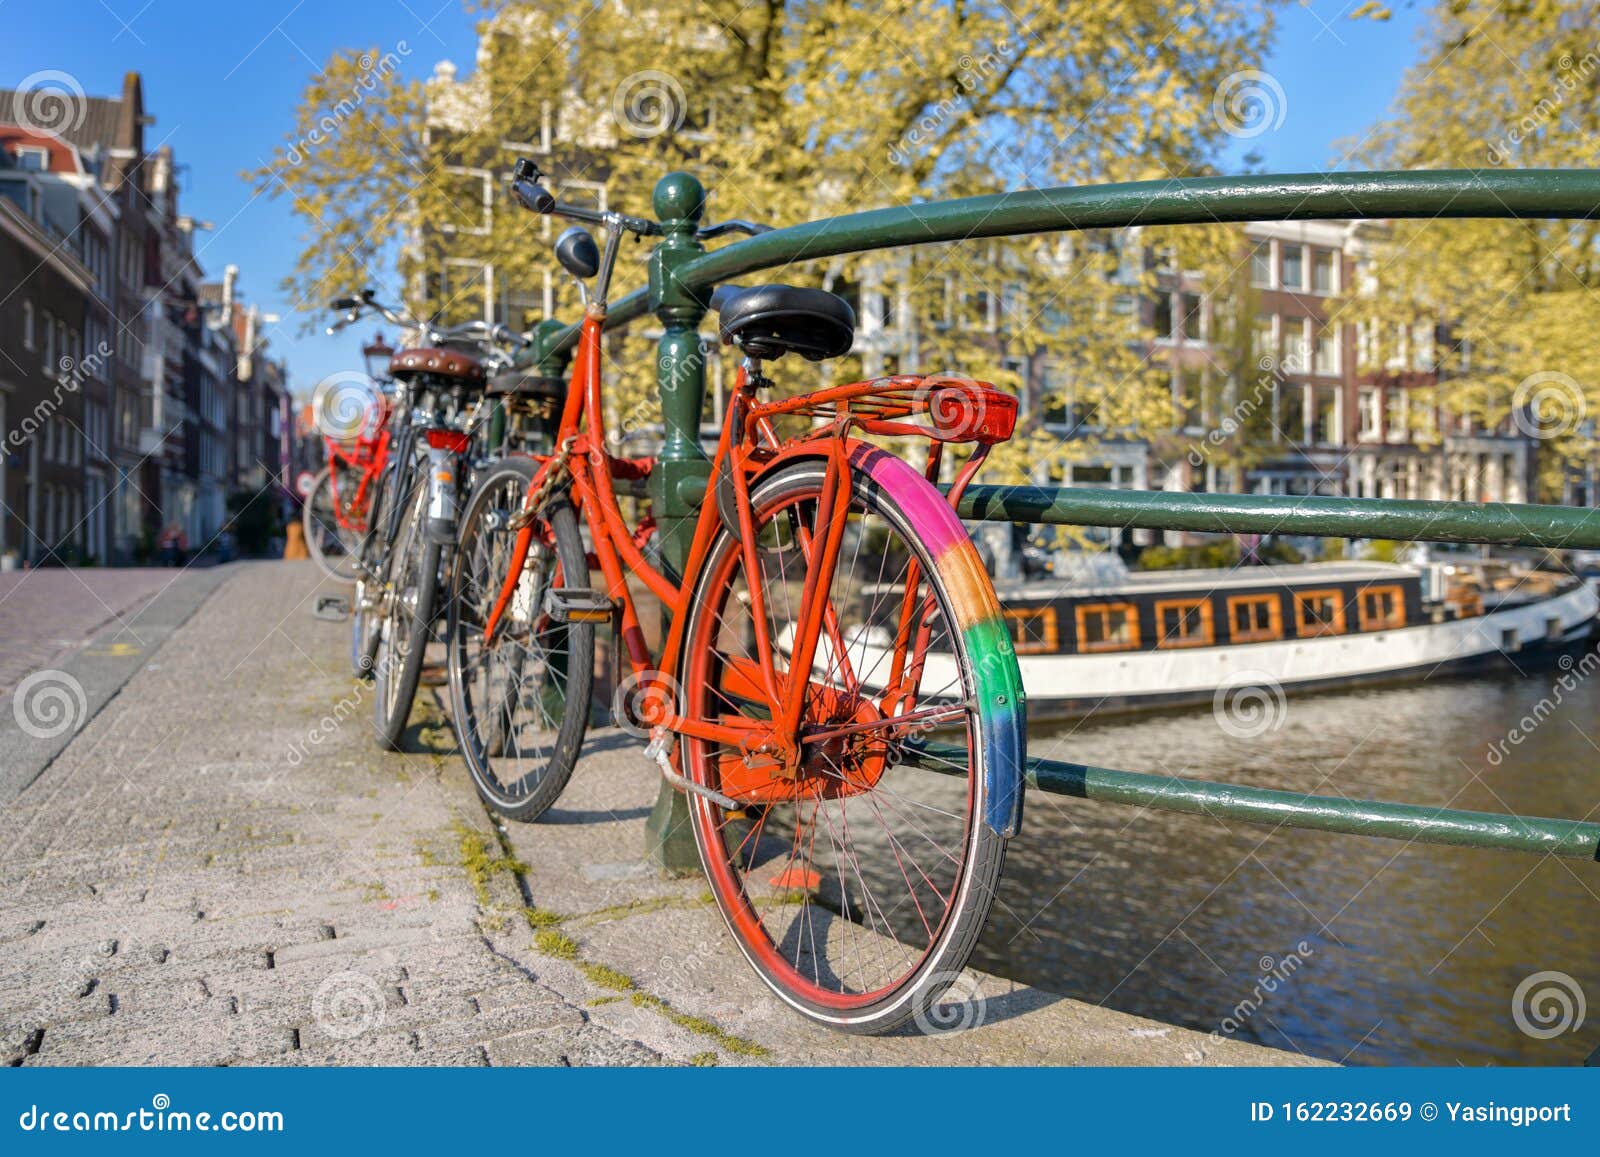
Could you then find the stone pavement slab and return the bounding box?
[0,559,1321,1067]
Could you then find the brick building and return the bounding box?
[0,73,295,565]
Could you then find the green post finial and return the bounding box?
[653,171,706,228]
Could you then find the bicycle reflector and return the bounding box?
[425,429,472,454]
[924,382,1018,445]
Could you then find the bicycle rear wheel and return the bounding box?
[350,465,392,678]
[303,466,364,582]
[447,458,594,821]
[678,449,1024,1034]
[372,479,438,750]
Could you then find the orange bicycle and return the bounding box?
[445,161,1027,1033]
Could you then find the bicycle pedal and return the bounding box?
[543,588,618,624]
[313,595,351,621]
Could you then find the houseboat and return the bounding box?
[846,558,1598,720]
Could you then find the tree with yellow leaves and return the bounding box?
[256,1,1287,485]
[1344,0,1600,500]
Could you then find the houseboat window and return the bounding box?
[1155,598,1214,648]
[1226,594,1282,643]
[1003,607,1059,655]
[1357,584,1405,631]
[1075,602,1140,652]
[1294,589,1347,637]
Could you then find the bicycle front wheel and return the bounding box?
[447,458,594,821]
[678,449,1024,1034]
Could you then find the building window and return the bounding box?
[1282,316,1309,373]
[1227,594,1282,643]
[1177,367,1204,430]
[1278,381,1306,444]
[1180,292,1203,341]
[1252,314,1275,360]
[1358,584,1406,631]
[1155,598,1214,648]
[1359,388,1380,440]
[1075,602,1140,652]
[1153,293,1174,339]
[1281,244,1304,290]
[1311,249,1336,294]
[42,310,55,366]
[1003,607,1059,654]
[1294,589,1347,637]
[1313,329,1339,375]
[22,301,34,350]
[1386,390,1407,441]
[1249,243,1272,287]
[1311,386,1340,446]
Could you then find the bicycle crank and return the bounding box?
[646,728,740,810]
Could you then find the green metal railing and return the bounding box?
[518,167,1600,869]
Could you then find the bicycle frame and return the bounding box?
[482,302,1016,770]
[323,411,391,534]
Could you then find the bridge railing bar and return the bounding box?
[514,166,1600,865]
[910,743,1600,860]
[952,485,1600,550]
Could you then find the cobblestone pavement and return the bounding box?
[0,568,187,697]
[0,562,666,1066]
[0,560,1318,1067]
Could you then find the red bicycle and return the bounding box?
[445,162,1026,1034]
[302,299,397,583]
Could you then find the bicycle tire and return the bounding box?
[372,482,440,750]
[447,457,594,821]
[302,466,364,582]
[678,450,1024,1034]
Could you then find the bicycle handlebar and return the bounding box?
[511,159,663,237]
[325,296,530,353]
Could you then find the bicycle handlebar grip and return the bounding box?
[511,179,555,214]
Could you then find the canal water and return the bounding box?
[973,666,1600,1066]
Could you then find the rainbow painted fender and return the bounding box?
[848,445,1026,837]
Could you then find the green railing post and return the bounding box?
[643,171,712,875]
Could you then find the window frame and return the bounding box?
[1226,593,1283,643]
[1357,583,1406,631]
[1154,597,1215,649]
[1281,243,1305,291]
[1293,588,1348,637]
[1003,606,1060,655]
[1074,601,1141,653]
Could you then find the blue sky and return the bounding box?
[2,0,1428,395]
